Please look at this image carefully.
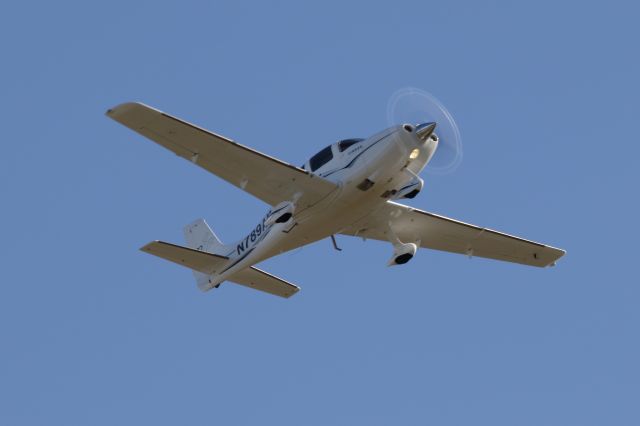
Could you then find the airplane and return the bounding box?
[106,102,565,298]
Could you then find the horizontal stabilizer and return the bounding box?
[140,241,300,298]
[228,267,300,298]
[140,241,229,275]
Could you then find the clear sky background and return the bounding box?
[1,1,638,425]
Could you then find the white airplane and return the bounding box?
[107,102,565,298]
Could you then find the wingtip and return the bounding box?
[105,101,157,120]
[139,240,161,252]
[543,246,566,267]
[105,101,135,117]
[285,286,301,298]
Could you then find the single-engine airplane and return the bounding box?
[107,102,565,298]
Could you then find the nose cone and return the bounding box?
[415,122,436,141]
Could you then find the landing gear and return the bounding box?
[393,252,414,264]
[275,212,292,223]
[388,242,418,266]
[404,189,420,199]
[265,201,296,226]
[385,223,419,266]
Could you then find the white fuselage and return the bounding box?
[212,125,438,285]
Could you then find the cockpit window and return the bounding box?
[338,138,364,152]
[309,145,333,171]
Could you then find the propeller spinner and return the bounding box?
[387,88,463,174]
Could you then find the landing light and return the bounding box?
[409,148,420,160]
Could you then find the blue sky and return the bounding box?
[1,1,638,424]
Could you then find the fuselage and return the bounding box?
[211,124,439,286]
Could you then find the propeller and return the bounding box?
[386,87,463,175]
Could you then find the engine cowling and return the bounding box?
[387,242,418,266]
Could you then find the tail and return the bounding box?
[183,218,232,290]
[140,218,300,298]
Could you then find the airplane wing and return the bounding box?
[340,201,565,267]
[141,241,299,298]
[106,102,338,210]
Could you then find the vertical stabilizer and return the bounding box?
[183,219,229,254]
[183,218,230,291]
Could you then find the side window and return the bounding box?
[309,146,334,171]
[338,138,364,152]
